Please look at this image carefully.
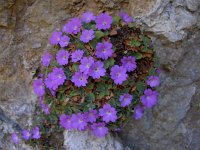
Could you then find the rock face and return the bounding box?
[63,131,125,150]
[0,0,199,150]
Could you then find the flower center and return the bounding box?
[87,64,90,68]
[103,21,107,25]
[79,77,83,81]
[124,97,128,101]
[74,26,77,30]
[58,74,62,78]
[107,111,111,115]
[57,37,60,41]
[95,68,99,72]
[79,119,83,123]
[146,96,151,100]
[87,35,91,39]
[63,56,66,60]
[102,49,106,53]
[116,73,120,77]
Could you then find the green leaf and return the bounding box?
[96,83,107,92]
[104,58,115,69]
[64,68,71,80]
[96,83,111,99]
[112,15,121,24]
[133,52,143,59]
[57,86,67,94]
[128,22,136,28]
[77,41,85,49]
[140,35,150,51]
[86,103,96,109]
[79,87,85,97]
[87,83,94,90]
[109,99,117,107]
[98,91,106,99]
[153,56,159,68]
[148,67,157,76]
[65,106,73,115]
[69,90,79,97]
[72,63,79,72]
[136,81,146,95]
[104,30,109,36]
[89,39,98,49]
[95,31,104,39]
[82,22,96,30]
[85,93,95,102]
[131,39,141,47]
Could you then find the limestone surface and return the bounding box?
[0,0,199,150]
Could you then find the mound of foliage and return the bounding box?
[11,11,160,147]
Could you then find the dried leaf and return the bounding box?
[109,28,117,36]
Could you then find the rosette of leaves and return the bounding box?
[19,11,160,146]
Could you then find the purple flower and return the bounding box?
[71,113,87,131]
[59,35,70,47]
[121,56,137,72]
[71,50,84,62]
[41,103,50,114]
[41,52,52,67]
[110,65,128,85]
[80,29,95,43]
[50,89,56,97]
[50,31,62,45]
[156,68,161,74]
[52,67,66,85]
[95,41,113,60]
[33,79,45,96]
[60,114,74,130]
[95,13,112,30]
[45,73,58,90]
[89,61,106,79]
[134,105,144,120]
[21,130,31,140]
[119,93,133,107]
[147,76,160,87]
[79,56,94,74]
[82,12,96,23]
[119,11,133,24]
[141,89,158,108]
[32,126,41,139]
[99,104,117,123]
[62,17,82,34]
[38,96,50,115]
[71,71,88,87]
[91,122,108,137]
[45,68,66,90]
[11,133,19,144]
[84,109,98,123]
[56,49,69,65]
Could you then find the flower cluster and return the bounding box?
[12,11,160,144]
[60,104,117,137]
[11,126,41,144]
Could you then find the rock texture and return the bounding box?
[120,34,200,150]
[63,131,125,150]
[0,0,199,150]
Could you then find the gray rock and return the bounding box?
[128,0,198,42]
[0,0,200,149]
[0,9,9,27]
[120,17,200,150]
[63,131,124,150]
[186,0,200,11]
